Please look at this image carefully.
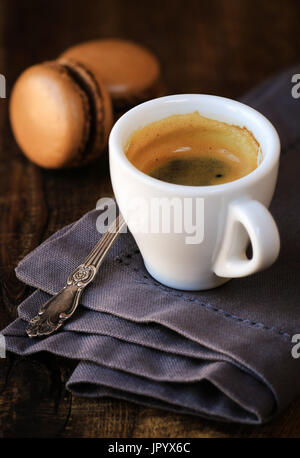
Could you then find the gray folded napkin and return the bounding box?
[2,66,300,424]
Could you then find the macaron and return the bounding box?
[60,39,165,109]
[9,59,113,168]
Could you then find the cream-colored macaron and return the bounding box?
[60,38,165,109]
[10,59,113,168]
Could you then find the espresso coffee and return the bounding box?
[125,111,261,186]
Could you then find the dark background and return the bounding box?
[1,0,300,438]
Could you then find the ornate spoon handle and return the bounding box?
[26,215,126,338]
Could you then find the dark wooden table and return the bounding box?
[1,0,300,438]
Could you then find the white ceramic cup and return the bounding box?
[109,94,280,291]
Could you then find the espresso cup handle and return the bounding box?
[213,199,280,278]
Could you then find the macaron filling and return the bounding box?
[61,62,104,165]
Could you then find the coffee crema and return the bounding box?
[125,111,261,186]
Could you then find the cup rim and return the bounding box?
[109,94,281,195]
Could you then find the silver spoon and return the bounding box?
[26,214,126,338]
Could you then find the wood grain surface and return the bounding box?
[1,0,300,438]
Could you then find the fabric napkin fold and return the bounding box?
[2,65,300,424]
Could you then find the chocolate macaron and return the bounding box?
[10,59,113,168]
[60,39,165,109]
